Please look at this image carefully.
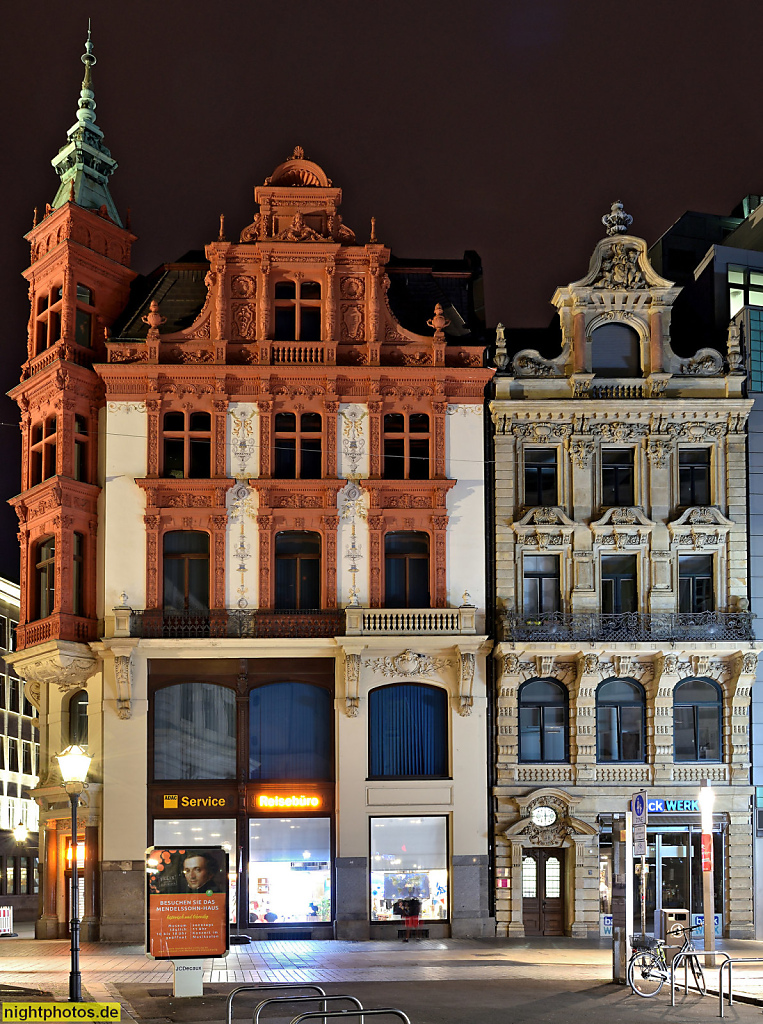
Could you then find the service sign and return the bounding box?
[145,846,229,960]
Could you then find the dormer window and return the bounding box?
[274,280,322,341]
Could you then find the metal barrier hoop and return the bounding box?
[290,1009,411,1024]
[255,995,364,1024]
[226,985,327,1024]
[668,949,730,1007]
[718,957,763,1018]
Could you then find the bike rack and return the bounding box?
[290,1010,411,1024]
[718,957,763,1017]
[226,985,327,1024]
[255,995,364,1024]
[669,949,730,1006]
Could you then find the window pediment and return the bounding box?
[137,477,234,510]
[513,507,577,549]
[669,506,732,550]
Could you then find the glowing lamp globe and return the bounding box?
[56,745,91,785]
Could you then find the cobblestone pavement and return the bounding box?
[2,932,763,1022]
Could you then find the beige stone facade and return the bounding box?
[490,210,760,939]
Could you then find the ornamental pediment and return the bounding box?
[573,234,674,294]
[668,506,733,549]
[591,507,655,548]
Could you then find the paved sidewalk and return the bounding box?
[2,931,763,1020]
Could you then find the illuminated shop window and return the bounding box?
[153,818,237,924]
[370,816,448,923]
[248,817,331,925]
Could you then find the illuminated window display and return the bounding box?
[153,817,236,923]
[248,818,331,924]
[370,816,448,922]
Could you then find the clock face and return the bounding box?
[531,805,557,827]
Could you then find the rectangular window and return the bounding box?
[9,678,19,714]
[248,817,331,925]
[749,309,763,392]
[678,555,714,613]
[728,264,763,319]
[153,818,237,923]
[524,449,557,506]
[679,449,710,506]
[522,555,560,617]
[370,816,447,923]
[22,743,32,775]
[601,449,634,506]
[8,738,19,772]
[601,555,637,614]
[6,860,15,895]
[383,414,430,480]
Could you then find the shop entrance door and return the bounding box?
[522,848,565,936]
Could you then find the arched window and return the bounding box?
[35,537,56,620]
[68,690,88,746]
[674,678,722,762]
[519,679,568,763]
[369,683,448,778]
[249,682,331,779]
[596,678,645,762]
[275,531,321,609]
[153,682,236,779]
[591,323,641,376]
[385,532,430,607]
[163,532,209,611]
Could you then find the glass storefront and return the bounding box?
[247,817,331,925]
[370,816,448,922]
[153,817,237,922]
[599,824,724,934]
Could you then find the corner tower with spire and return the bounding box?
[7,29,136,941]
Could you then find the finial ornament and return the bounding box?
[602,200,633,236]
[427,302,450,335]
[292,145,305,160]
[142,300,166,334]
[32,208,38,228]
[76,20,97,127]
[218,213,226,242]
[370,216,377,243]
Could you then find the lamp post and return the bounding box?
[56,745,92,1002]
[698,779,716,967]
[12,822,29,843]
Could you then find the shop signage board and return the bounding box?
[701,832,714,871]
[145,846,229,960]
[647,798,699,813]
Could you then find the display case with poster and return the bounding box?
[146,846,229,959]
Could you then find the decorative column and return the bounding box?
[652,653,677,783]
[367,515,384,607]
[256,514,272,608]
[38,820,59,939]
[570,836,598,938]
[324,259,337,342]
[145,397,161,476]
[367,396,382,478]
[256,400,273,477]
[495,653,521,780]
[431,514,448,607]
[432,400,447,477]
[81,824,99,941]
[258,255,271,340]
[323,514,339,608]
[324,399,339,477]
[573,309,586,372]
[144,514,161,609]
[209,515,227,610]
[572,653,599,781]
[648,305,663,373]
[508,841,525,936]
[212,395,229,477]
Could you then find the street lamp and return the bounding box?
[12,822,29,843]
[698,779,716,966]
[56,744,92,1003]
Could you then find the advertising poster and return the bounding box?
[146,847,229,959]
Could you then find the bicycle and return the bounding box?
[627,923,707,998]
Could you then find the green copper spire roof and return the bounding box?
[50,24,122,226]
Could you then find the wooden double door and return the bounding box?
[522,847,565,936]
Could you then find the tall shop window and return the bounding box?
[153,682,236,779]
[249,682,332,780]
[368,683,448,778]
[162,411,212,479]
[273,412,322,479]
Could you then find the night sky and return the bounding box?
[0,0,761,582]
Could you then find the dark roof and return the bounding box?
[385,250,486,342]
[111,251,208,339]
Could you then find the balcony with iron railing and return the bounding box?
[117,604,478,640]
[501,610,754,644]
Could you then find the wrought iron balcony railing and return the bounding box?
[128,608,345,640]
[501,610,754,643]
